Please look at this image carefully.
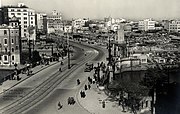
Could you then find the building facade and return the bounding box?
[0,23,20,66]
[1,3,36,41]
[168,20,180,32]
[47,10,63,33]
[138,19,156,31]
[35,12,47,32]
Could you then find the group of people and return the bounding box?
[57,96,76,110]
[79,76,96,98]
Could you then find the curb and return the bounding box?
[75,72,93,114]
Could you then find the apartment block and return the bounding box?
[138,18,156,31]
[1,3,36,41]
[0,18,21,66]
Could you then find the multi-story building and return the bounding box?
[72,18,89,29]
[47,10,63,33]
[138,18,156,31]
[1,3,36,41]
[0,17,21,66]
[35,12,47,33]
[168,20,180,32]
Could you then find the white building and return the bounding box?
[115,24,125,44]
[138,18,156,31]
[36,12,46,31]
[1,3,36,41]
[47,10,63,33]
[169,20,180,32]
[64,25,72,33]
[72,18,89,29]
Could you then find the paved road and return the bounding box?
[25,42,107,114]
[0,41,107,114]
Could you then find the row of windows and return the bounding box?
[3,30,18,35]
[4,38,17,44]
[0,55,15,61]
[3,47,17,53]
[10,9,27,12]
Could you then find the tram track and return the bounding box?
[0,44,98,114]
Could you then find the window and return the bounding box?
[4,55,8,61]
[17,9,21,12]
[5,48,7,52]
[17,17,21,20]
[23,9,27,12]
[31,17,33,20]
[24,17,27,20]
[11,9,14,11]
[24,25,27,28]
[16,46,19,50]
[12,55,14,61]
[23,13,27,15]
[4,38,7,44]
[11,13,15,15]
[24,21,27,24]
[12,48,14,52]
[31,21,33,24]
[4,30,7,35]
[11,38,14,44]
[17,13,21,15]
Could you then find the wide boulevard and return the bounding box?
[0,41,107,114]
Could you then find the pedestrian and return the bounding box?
[77,79,80,85]
[61,61,63,65]
[88,84,91,89]
[82,91,86,98]
[88,77,91,82]
[58,101,63,110]
[80,90,83,98]
[90,78,92,84]
[102,100,105,108]
[59,67,62,72]
[84,84,87,90]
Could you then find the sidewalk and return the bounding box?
[0,58,64,94]
[77,77,131,114]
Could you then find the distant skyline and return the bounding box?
[2,0,180,20]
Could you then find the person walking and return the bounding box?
[88,84,91,89]
[84,84,88,90]
[58,101,63,110]
[59,67,62,72]
[77,79,80,85]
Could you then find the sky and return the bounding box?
[2,0,180,20]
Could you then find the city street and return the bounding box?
[1,1,180,114]
[0,41,106,114]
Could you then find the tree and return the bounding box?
[32,50,41,64]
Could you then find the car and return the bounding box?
[84,62,94,72]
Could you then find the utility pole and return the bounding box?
[28,37,31,62]
[67,30,70,69]
[108,31,112,65]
